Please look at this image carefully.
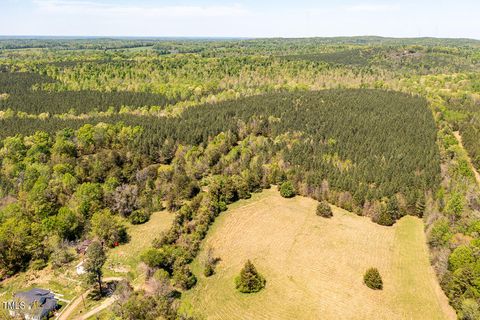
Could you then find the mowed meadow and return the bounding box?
[181,189,455,320]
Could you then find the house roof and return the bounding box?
[76,239,93,254]
[14,288,57,318]
[15,288,54,304]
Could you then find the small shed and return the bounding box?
[75,261,86,275]
[76,239,92,255]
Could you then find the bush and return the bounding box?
[153,269,171,283]
[173,265,197,290]
[460,298,480,320]
[203,248,220,277]
[129,209,151,225]
[374,209,394,226]
[449,245,474,271]
[279,181,295,198]
[50,245,75,268]
[445,192,464,219]
[428,218,453,247]
[316,201,333,218]
[235,260,266,293]
[204,264,214,277]
[363,268,383,290]
[30,259,47,271]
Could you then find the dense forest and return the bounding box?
[1,37,480,319]
[0,89,439,264]
[0,87,440,203]
[0,72,174,114]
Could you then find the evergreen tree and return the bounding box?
[235,260,266,293]
[363,268,383,290]
[84,241,107,294]
[386,196,401,221]
[374,196,399,226]
[203,247,220,277]
[415,196,426,217]
[374,208,394,226]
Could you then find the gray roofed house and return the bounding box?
[11,288,58,320]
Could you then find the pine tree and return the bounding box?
[235,260,266,293]
[375,196,400,226]
[84,241,107,295]
[375,209,394,226]
[415,196,426,217]
[386,196,400,220]
[363,268,383,290]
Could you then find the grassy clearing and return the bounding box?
[0,263,82,320]
[180,188,455,320]
[58,211,174,319]
[0,211,173,320]
[104,210,174,282]
[0,263,82,302]
[391,216,457,319]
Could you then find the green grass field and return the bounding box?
[104,210,174,281]
[0,262,82,302]
[180,188,455,320]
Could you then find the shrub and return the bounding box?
[129,209,151,225]
[235,260,266,293]
[363,268,383,290]
[173,265,197,290]
[460,298,480,320]
[50,244,75,268]
[153,269,171,283]
[316,201,333,218]
[428,218,453,247]
[203,248,220,277]
[30,259,47,271]
[374,209,395,226]
[204,264,214,277]
[445,192,464,219]
[449,245,474,271]
[279,181,295,198]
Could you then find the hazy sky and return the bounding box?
[1,0,479,39]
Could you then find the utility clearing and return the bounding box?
[181,188,455,320]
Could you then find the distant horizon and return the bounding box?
[1,35,479,41]
[1,1,480,39]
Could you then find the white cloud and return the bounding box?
[32,0,249,17]
[344,4,400,13]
